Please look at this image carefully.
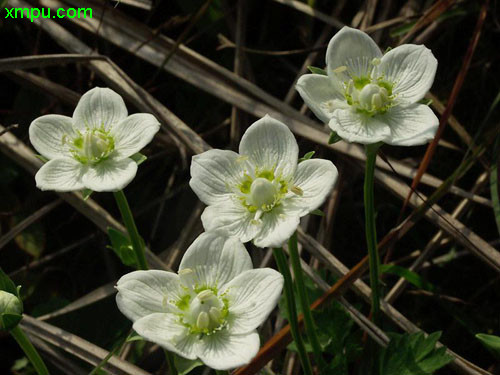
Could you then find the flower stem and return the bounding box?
[287,232,325,370]
[113,190,148,270]
[364,143,382,325]
[10,325,50,375]
[164,349,177,375]
[273,248,313,375]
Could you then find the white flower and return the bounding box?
[296,26,439,146]
[29,87,160,192]
[189,115,338,248]
[116,233,283,370]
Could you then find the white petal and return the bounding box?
[288,159,338,216]
[81,157,137,192]
[73,87,128,131]
[295,74,347,123]
[239,115,299,180]
[110,113,160,159]
[200,200,259,244]
[116,270,184,322]
[378,44,437,103]
[35,158,86,192]
[253,208,300,248]
[329,108,391,144]
[382,104,439,146]
[133,313,199,360]
[326,26,381,80]
[29,115,76,159]
[197,330,259,370]
[189,149,244,205]
[223,269,283,334]
[178,233,252,289]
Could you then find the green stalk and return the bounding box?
[273,248,313,375]
[364,143,381,324]
[10,325,50,375]
[164,349,177,375]
[113,190,148,270]
[287,232,325,370]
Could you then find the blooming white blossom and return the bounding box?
[116,233,283,370]
[29,87,160,192]
[189,115,338,248]
[296,26,439,146]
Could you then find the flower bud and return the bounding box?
[0,290,22,316]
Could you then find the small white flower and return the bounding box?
[189,115,338,248]
[29,87,160,192]
[296,26,439,146]
[116,233,284,370]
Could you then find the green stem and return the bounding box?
[273,248,313,375]
[164,349,177,375]
[11,325,50,375]
[364,143,381,325]
[287,232,325,370]
[113,190,148,270]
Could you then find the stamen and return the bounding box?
[291,186,303,196]
[333,65,347,73]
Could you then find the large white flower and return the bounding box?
[29,87,160,192]
[296,26,439,146]
[116,233,283,370]
[189,115,338,248]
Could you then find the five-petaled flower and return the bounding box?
[296,26,439,146]
[116,233,283,370]
[189,115,338,248]
[29,87,160,192]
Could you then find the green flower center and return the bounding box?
[179,289,228,335]
[67,129,114,164]
[248,178,278,209]
[345,79,393,115]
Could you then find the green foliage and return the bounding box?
[307,66,327,75]
[106,227,137,267]
[379,332,453,375]
[0,268,23,331]
[174,354,203,375]
[11,215,46,259]
[130,152,147,166]
[380,264,435,291]
[81,188,93,201]
[328,131,342,144]
[475,333,500,359]
[299,151,315,163]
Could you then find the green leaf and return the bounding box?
[11,357,29,372]
[34,154,49,163]
[126,332,145,343]
[81,188,93,201]
[328,131,342,144]
[174,354,203,375]
[307,66,327,75]
[107,228,136,267]
[299,151,315,163]
[130,153,147,165]
[476,333,500,358]
[310,209,325,217]
[379,331,452,375]
[417,98,433,106]
[380,264,434,291]
[12,215,46,259]
[0,268,18,295]
[1,313,23,331]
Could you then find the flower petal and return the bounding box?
[253,207,300,248]
[29,115,76,159]
[190,149,244,205]
[329,108,391,144]
[223,268,283,334]
[110,113,160,159]
[295,74,347,123]
[197,330,259,370]
[35,158,86,192]
[382,103,439,146]
[239,115,299,180]
[116,270,184,321]
[378,44,437,103]
[288,159,338,216]
[326,26,381,80]
[81,157,137,192]
[178,233,252,290]
[200,200,259,244]
[73,87,128,131]
[133,313,199,360]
